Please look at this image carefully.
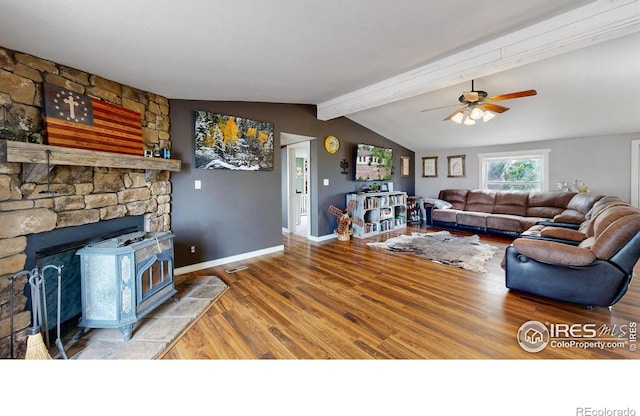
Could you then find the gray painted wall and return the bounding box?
[415,133,639,201]
[170,100,414,268]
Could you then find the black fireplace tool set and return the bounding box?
[7,265,68,359]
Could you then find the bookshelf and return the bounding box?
[347,191,407,238]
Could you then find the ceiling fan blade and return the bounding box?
[420,103,461,112]
[443,107,464,121]
[488,89,537,102]
[481,103,510,113]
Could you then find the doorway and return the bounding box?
[282,133,314,237]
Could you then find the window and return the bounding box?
[478,149,550,191]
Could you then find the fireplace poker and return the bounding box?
[25,269,52,359]
[39,268,50,349]
[42,264,67,359]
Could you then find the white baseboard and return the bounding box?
[309,233,337,242]
[281,227,337,242]
[175,244,284,275]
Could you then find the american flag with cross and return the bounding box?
[43,83,143,155]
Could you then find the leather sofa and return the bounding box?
[519,195,631,244]
[427,189,604,236]
[503,200,640,307]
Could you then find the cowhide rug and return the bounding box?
[368,231,498,273]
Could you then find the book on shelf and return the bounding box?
[365,197,380,209]
[365,222,378,233]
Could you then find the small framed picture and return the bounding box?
[447,155,466,178]
[401,155,410,177]
[422,156,438,178]
[144,150,153,158]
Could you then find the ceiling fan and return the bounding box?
[421,80,537,125]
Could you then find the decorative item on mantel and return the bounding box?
[556,179,589,193]
[42,83,143,156]
[153,143,161,157]
[0,104,43,143]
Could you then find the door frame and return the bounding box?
[283,136,313,237]
[631,139,640,208]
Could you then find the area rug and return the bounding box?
[368,231,498,273]
[51,275,227,359]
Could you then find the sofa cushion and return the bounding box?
[486,214,524,233]
[566,193,604,215]
[526,192,576,218]
[591,214,640,260]
[587,196,628,220]
[465,190,495,213]
[592,206,640,237]
[512,238,596,266]
[432,208,462,224]
[553,210,586,224]
[456,211,490,229]
[438,189,468,210]
[585,202,634,237]
[579,236,595,249]
[540,226,587,242]
[552,194,604,224]
[520,217,548,231]
[493,191,528,216]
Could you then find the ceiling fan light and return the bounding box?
[463,116,475,125]
[482,111,496,122]
[469,107,484,120]
[451,111,464,124]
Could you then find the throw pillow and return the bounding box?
[423,198,453,209]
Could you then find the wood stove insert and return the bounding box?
[76,231,177,341]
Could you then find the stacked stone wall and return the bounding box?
[0,45,173,358]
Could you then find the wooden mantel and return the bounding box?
[0,140,181,176]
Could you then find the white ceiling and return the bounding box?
[1,0,639,151]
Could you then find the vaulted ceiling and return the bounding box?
[1,0,639,151]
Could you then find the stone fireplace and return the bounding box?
[0,45,176,359]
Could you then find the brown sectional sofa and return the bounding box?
[428,189,604,236]
[503,197,640,306]
[428,189,639,306]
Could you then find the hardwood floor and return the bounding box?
[162,225,640,359]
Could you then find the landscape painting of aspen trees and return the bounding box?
[194,110,274,170]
